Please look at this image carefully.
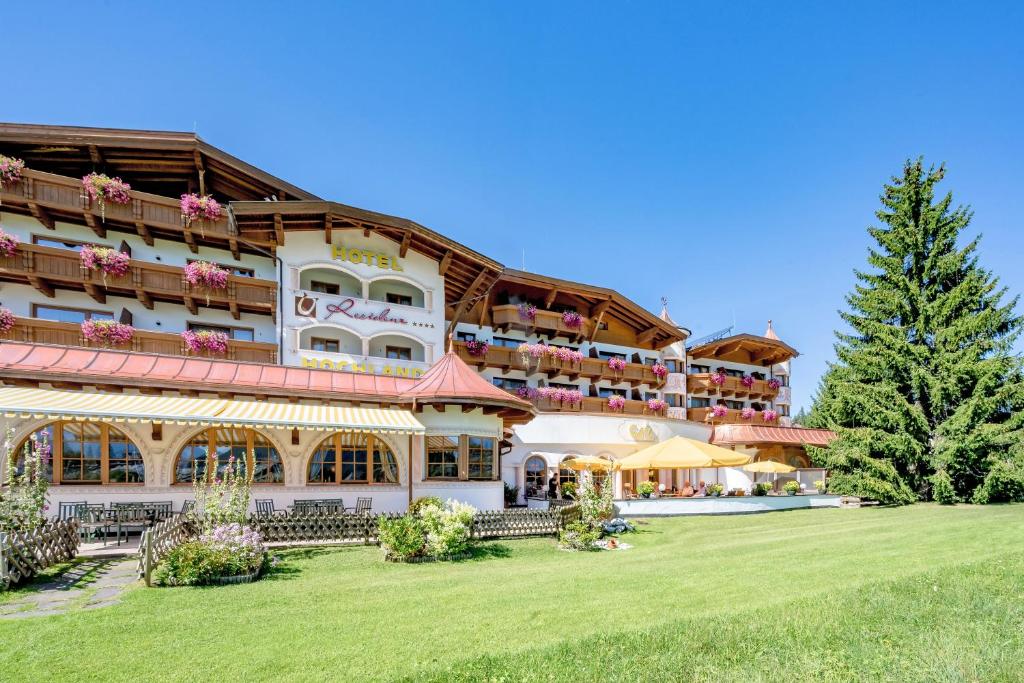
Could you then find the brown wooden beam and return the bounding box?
[544,288,559,308]
[324,215,333,244]
[438,250,452,276]
[82,211,106,238]
[274,213,285,245]
[28,202,55,230]
[588,300,612,341]
[399,231,411,258]
[184,295,198,315]
[135,288,154,309]
[83,282,106,304]
[134,221,154,246]
[636,325,659,346]
[27,275,54,298]
[446,270,489,337]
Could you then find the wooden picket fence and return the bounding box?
[135,505,582,586]
[137,514,197,587]
[0,520,80,590]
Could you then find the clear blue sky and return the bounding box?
[5,2,1023,410]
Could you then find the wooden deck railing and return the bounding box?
[2,317,279,363]
[687,407,782,425]
[687,373,780,400]
[527,395,669,418]
[491,304,591,341]
[0,168,271,256]
[0,243,276,320]
[453,341,660,386]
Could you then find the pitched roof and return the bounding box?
[710,424,835,447]
[403,348,534,416]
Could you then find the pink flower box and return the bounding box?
[465,340,489,357]
[0,229,20,258]
[80,245,130,280]
[647,398,668,412]
[762,409,778,422]
[182,330,229,355]
[561,310,584,330]
[0,307,16,334]
[180,193,223,224]
[81,173,131,220]
[741,375,755,388]
[652,363,669,380]
[81,319,134,347]
[740,407,755,420]
[710,372,727,386]
[607,357,627,372]
[711,405,729,418]
[607,395,626,411]
[767,378,782,390]
[517,303,537,322]
[0,155,25,187]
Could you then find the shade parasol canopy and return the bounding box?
[614,436,750,470]
[561,455,614,471]
[743,460,796,473]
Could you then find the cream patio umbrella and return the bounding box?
[614,436,752,470]
[562,455,613,471]
[743,459,796,491]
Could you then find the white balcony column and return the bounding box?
[361,281,370,300]
[361,337,370,356]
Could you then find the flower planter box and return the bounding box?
[210,568,262,585]
[384,551,473,564]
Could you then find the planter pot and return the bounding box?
[711,492,721,497]
[786,491,796,496]
[640,493,651,499]
[210,568,261,585]
[385,551,472,564]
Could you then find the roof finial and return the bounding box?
[448,332,454,354]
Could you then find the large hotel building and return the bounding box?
[0,123,831,512]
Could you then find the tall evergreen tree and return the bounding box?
[810,159,1024,503]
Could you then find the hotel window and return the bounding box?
[597,387,622,399]
[187,259,253,278]
[524,456,547,497]
[492,377,527,392]
[309,280,340,295]
[307,433,397,484]
[725,369,744,378]
[456,331,477,343]
[778,405,791,417]
[32,304,113,324]
[663,359,680,373]
[426,436,460,479]
[467,437,496,480]
[188,322,255,342]
[773,376,789,387]
[310,337,340,353]
[385,292,413,306]
[491,337,521,349]
[688,364,710,375]
[725,400,744,410]
[175,428,283,484]
[15,422,143,484]
[688,397,711,408]
[386,346,412,361]
[598,351,627,362]
[32,235,88,251]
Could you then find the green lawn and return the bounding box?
[2,504,1023,682]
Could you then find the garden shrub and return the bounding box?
[377,515,427,561]
[930,469,958,504]
[558,521,601,551]
[971,459,1024,504]
[706,483,724,496]
[408,496,443,516]
[560,481,577,500]
[155,523,265,586]
[635,481,655,497]
[503,482,520,506]
[379,499,477,561]
[753,482,773,496]
[783,480,801,494]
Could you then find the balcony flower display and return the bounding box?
[0,307,16,334]
[465,340,489,357]
[0,228,20,258]
[607,356,627,372]
[81,173,131,221]
[652,363,669,380]
[711,404,729,418]
[182,330,229,355]
[516,386,538,400]
[80,245,130,282]
[767,378,782,390]
[0,155,25,205]
[517,342,547,366]
[561,310,584,330]
[710,371,727,385]
[180,193,223,230]
[517,303,537,323]
[741,374,755,388]
[81,319,134,347]
[647,398,668,413]
[740,407,756,420]
[552,346,584,364]
[184,261,230,305]
[607,395,626,411]
[534,387,583,406]
[762,409,778,422]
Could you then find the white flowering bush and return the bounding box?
[379,499,477,561]
[155,523,267,586]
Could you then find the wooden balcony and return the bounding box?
[687,407,781,425]
[686,373,779,400]
[453,341,661,387]
[491,304,590,341]
[0,168,273,257]
[0,318,278,364]
[0,243,276,320]
[529,395,669,418]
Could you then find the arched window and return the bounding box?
[307,433,398,484]
[558,457,578,488]
[15,422,143,484]
[175,428,283,484]
[524,456,547,497]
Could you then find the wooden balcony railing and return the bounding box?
[686,373,780,400]
[687,407,781,425]
[453,341,661,387]
[491,304,590,341]
[0,243,276,320]
[0,168,272,257]
[528,395,670,418]
[0,318,278,364]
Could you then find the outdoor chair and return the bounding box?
[180,500,196,515]
[317,499,347,514]
[114,506,151,546]
[255,499,276,515]
[354,497,372,515]
[77,504,112,546]
[58,500,87,521]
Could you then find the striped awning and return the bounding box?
[0,387,424,434]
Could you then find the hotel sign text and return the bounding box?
[331,245,403,271]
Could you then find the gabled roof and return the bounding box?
[688,333,798,366]
[0,122,319,202]
[403,347,535,420]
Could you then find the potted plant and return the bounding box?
[80,245,130,283]
[607,395,626,411]
[707,483,724,497]
[0,228,19,258]
[762,409,779,422]
[711,404,729,418]
[752,482,772,496]
[561,310,584,330]
[81,319,134,347]
[0,308,15,335]
[651,363,669,381]
[560,481,577,500]
[768,378,782,390]
[503,482,520,507]
[741,374,755,388]
[0,155,25,188]
[81,173,131,221]
[740,407,755,420]
[182,330,230,355]
[710,370,727,385]
[647,398,668,414]
[783,481,801,496]
[814,479,827,494]
[635,481,655,499]
[465,339,489,357]
[180,193,223,232]
[607,356,626,372]
[517,303,537,323]
[184,261,230,304]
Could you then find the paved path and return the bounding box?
[0,558,136,619]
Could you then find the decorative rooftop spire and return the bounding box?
[765,319,779,340]
[658,296,678,326]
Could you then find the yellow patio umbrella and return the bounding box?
[561,455,613,471]
[614,436,750,470]
[743,460,796,473]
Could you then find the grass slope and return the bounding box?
[1,504,1022,682]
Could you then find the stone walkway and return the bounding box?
[0,558,137,619]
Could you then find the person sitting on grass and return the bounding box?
[681,481,695,497]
